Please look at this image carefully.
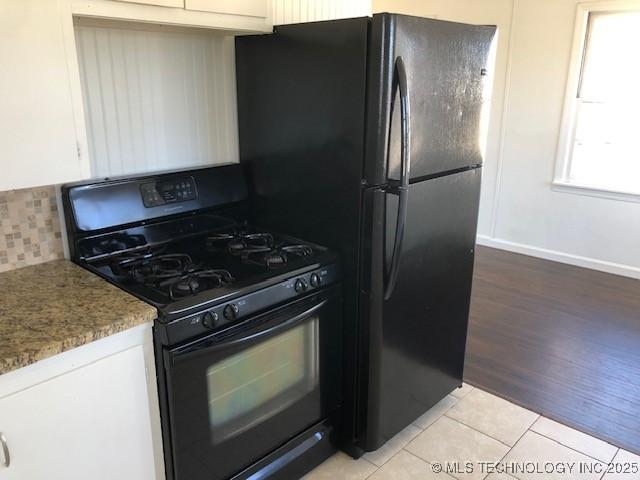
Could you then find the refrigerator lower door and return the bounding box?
[359,167,481,451]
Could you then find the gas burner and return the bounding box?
[245,244,315,269]
[160,269,234,300]
[111,253,196,282]
[281,245,314,256]
[206,230,274,255]
[249,250,287,268]
[86,233,147,257]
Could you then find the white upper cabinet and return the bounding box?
[71,0,273,32]
[186,0,270,18]
[116,0,184,7]
[0,0,90,192]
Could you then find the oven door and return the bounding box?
[163,285,342,480]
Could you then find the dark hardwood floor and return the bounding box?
[466,245,640,455]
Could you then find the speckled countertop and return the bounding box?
[0,260,157,375]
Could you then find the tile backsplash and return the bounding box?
[0,186,64,272]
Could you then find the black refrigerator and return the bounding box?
[236,13,496,454]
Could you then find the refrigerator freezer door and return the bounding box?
[364,14,496,186]
[360,167,481,450]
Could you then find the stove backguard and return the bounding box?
[62,164,248,262]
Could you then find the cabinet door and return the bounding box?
[0,0,89,191]
[115,0,184,7]
[185,0,270,18]
[0,346,158,480]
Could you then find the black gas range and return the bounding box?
[80,217,338,338]
[62,165,343,480]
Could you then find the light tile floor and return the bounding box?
[304,384,640,480]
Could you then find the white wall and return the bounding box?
[489,0,640,277]
[75,21,238,178]
[373,0,640,278]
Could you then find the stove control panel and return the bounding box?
[163,263,339,344]
[141,176,197,207]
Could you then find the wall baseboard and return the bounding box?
[476,234,640,280]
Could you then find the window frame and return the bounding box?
[553,0,640,203]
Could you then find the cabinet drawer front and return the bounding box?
[185,0,270,18]
[116,0,184,7]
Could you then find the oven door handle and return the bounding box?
[171,298,328,364]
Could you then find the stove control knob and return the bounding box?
[295,278,308,293]
[309,273,321,288]
[223,303,239,320]
[202,311,219,329]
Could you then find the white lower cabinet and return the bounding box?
[0,334,161,480]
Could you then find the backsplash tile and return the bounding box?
[0,186,64,272]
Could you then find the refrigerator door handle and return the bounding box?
[384,56,411,301]
[396,55,411,189]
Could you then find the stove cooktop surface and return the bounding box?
[83,222,335,317]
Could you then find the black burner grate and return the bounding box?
[205,228,314,269]
[160,269,234,300]
[244,244,314,269]
[111,252,195,282]
[206,230,275,255]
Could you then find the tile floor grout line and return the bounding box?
[400,448,463,480]
[306,420,621,479]
[403,448,462,480]
[525,430,617,466]
[417,386,618,478]
[493,419,537,480]
[598,447,621,480]
[339,452,379,480]
[315,385,633,480]
[362,462,378,480]
[404,413,526,480]
[465,386,624,464]
[442,411,527,449]
[358,392,468,478]
[361,456,379,469]
[442,386,536,480]
[529,426,619,464]
[363,421,618,480]
[451,385,475,400]
[596,450,615,480]
[365,425,424,470]
[411,402,458,431]
[597,460,607,480]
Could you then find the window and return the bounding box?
[554,2,640,199]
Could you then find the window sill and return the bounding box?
[551,180,640,204]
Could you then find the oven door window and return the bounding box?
[206,317,319,445]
